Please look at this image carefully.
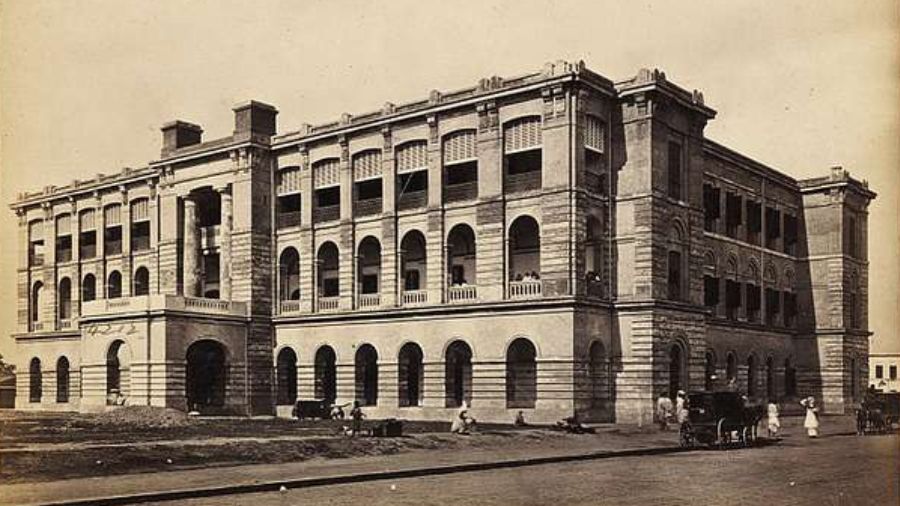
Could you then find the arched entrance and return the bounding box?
[398,343,424,407]
[106,340,131,404]
[29,358,41,403]
[747,355,758,398]
[669,343,686,398]
[56,357,70,403]
[705,351,717,390]
[314,346,337,404]
[185,340,227,412]
[506,338,537,408]
[508,216,541,282]
[445,340,472,407]
[276,348,298,405]
[589,341,608,410]
[766,356,775,400]
[354,344,378,406]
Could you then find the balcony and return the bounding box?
[30,322,44,332]
[317,296,340,312]
[357,293,381,309]
[280,300,301,314]
[504,171,541,194]
[354,198,383,217]
[277,211,301,230]
[447,285,477,303]
[509,280,542,299]
[586,280,604,298]
[401,290,428,306]
[397,190,427,211]
[59,319,73,330]
[81,295,249,318]
[444,181,478,204]
[314,205,340,224]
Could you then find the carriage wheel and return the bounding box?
[741,426,751,447]
[716,419,727,449]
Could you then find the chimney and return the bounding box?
[161,121,203,157]
[232,100,278,141]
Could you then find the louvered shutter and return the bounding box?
[104,204,122,226]
[396,141,428,174]
[277,167,301,195]
[29,220,44,240]
[353,150,382,181]
[130,199,149,222]
[313,158,340,189]
[79,209,95,230]
[585,116,605,153]
[56,214,71,236]
[503,117,542,153]
[443,131,476,164]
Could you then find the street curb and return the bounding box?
[31,445,694,506]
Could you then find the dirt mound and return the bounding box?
[90,406,193,428]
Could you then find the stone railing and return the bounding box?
[318,296,340,312]
[358,293,381,309]
[401,290,428,306]
[447,285,477,303]
[509,280,542,299]
[280,300,301,314]
[183,297,231,312]
[59,319,73,330]
[81,295,248,318]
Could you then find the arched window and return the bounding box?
[705,351,717,391]
[585,215,603,296]
[357,237,382,295]
[508,216,541,287]
[355,344,378,406]
[589,341,608,409]
[133,267,150,296]
[784,358,797,398]
[31,281,44,329]
[276,348,298,405]
[766,356,776,400]
[445,340,472,407]
[400,231,427,293]
[398,343,424,407]
[106,340,131,402]
[317,242,340,299]
[506,338,537,408]
[314,346,337,404]
[58,278,72,322]
[82,274,97,302]
[667,223,686,301]
[107,271,122,299]
[56,357,70,403]
[669,343,686,398]
[29,358,42,403]
[447,224,476,287]
[726,353,737,382]
[747,355,758,398]
[279,248,300,301]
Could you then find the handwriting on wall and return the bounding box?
[84,322,139,337]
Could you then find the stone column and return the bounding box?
[183,196,199,297]
[120,188,132,297]
[217,185,233,300]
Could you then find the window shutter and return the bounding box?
[585,116,605,153]
[104,204,121,226]
[79,209,95,230]
[29,220,44,240]
[313,158,340,189]
[277,167,301,195]
[396,141,428,174]
[130,199,149,222]
[443,131,476,164]
[503,117,542,153]
[353,150,383,181]
[56,214,71,236]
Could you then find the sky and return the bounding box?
[1,0,898,361]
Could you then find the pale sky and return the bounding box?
[1,0,898,362]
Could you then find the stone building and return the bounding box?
[870,352,900,392]
[8,61,874,424]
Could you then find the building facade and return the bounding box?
[9,61,875,424]
[870,352,900,392]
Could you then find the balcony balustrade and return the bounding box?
[397,190,427,211]
[447,285,477,303]
[504,171,541,193]
[31,322,44,331]
[508,280,542,299]
[357,293,381,309]
[443,181,478,203]
[317,296,341,312]
[314,205,340,224]
[280,300,301,314]
[276,211,302,229]
[59,319,73,330]
[354,197,383,217]
[80,294,248,318]
[401,290,428,306]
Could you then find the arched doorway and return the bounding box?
[669,343,686,398]
[314,346,337,404]
[766,356,775,400]
[56,357,70,403]
[400,231,427,292]
[784,358,797,398]
[507,338,537,408]
[705,351,717,390]
[107,271,122,299]
[279,248,300,301]
[106,340,130,403]
[31,282,43,329]
[508,216,541,282]
[726,353,737,383]
[589,341,608,409]
[445,340,472,407]
[447,224,476,286]
[82,274,96,302]
[355,344,378,406]
[357,237,382,295]
[29,358,42,403]
[317,242,340,298]
[133,267,150,296]
[747,355,757,398]
[185,340,227,412]
[276,348,298,405]
[398,343,424,407]
[58,278,72,323]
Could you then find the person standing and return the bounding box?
[675,390,689,426]
[767,399,781,438]
[349,400,365,437]
[800,396,820,438]
[656,394,674,431]
[451,401,475,434]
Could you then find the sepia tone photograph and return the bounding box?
[0,1,897,504]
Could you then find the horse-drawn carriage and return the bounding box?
[680,390,766,448]
[860,391,900,434]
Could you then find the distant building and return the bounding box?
[870,352,900,392]
[8,61,875,423]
